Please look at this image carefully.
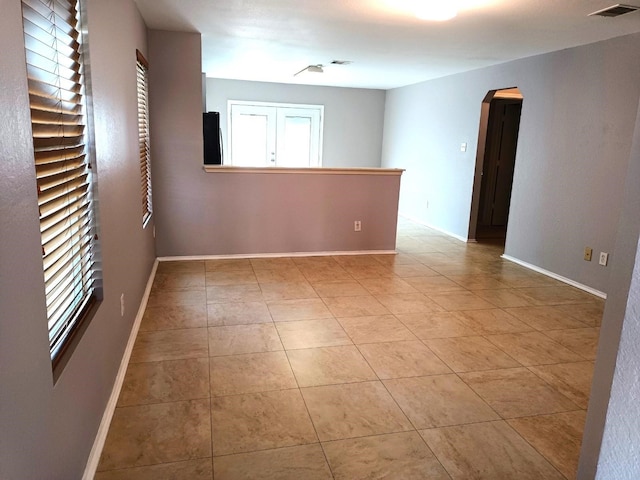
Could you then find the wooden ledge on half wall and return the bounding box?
[203,165,405,176]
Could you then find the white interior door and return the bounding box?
[229,104,276,167]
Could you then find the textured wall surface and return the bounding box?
[596,238,640,479]
[0,1,155,477]
[206,78,386,168]
[382,33,640,294]
[579,94,640,479]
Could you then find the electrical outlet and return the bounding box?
[599,252,609,266]
[354,220,362,232]
[120,293,125,317]
[584,247,593,262]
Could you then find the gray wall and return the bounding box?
[206,78,386,168]
[0,0,155,478]
[579,95,640,479]
[381,33,640,294]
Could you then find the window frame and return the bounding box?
[136,49,152,227]
[20,0,102,372]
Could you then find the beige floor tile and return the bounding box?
[447,274,511,290]
[205,270,257,286]
[397,312,480,339]
[151,272,205,292]
[205,258,253,272]
[338,315,418,344]
[359,277,419,295]
[459,368,579,418]
[210,351,297,396]
[208,324,282,356]
[131,328,209,363]
[301,381,412,441]
[357,341,451,379]
[428,291,496,311]
[459,309,533,335]
[211,389,317,455]
[255,268,307,283]
[214,444,332,480]
[375,293,444,314]
[543,327,600,359]
[508,410,586,480]
[405,275,470,294]
[323,431,450,480]
[372,253,419,266]
[276,319,352,349]
[514,286,598,306]
[118,358,209,407]
[206,284,263,303]
[485,332,584,366]
[267,298,333,322]
[140,304,207,331]
[147,289,206,308]
[287,345,377,387]
[528,362,594,409]
[503,305,589,330]
[311,280,370,297]
[384,375,499,429]
[95,459,213,480]
[98,399,211,471]
[424,336,521,372]
[473,288,533,308]
[207,301,272,326]
[250,257,297,270]
[497,272,562,288]
[392,264,441,277]
[420,421,564,479]
[556,302,604,327]
[413,252,458,266]
[260,282,319,301]
[323,295,390,317]
[343,264,395,279]
[298,265,353,282]
[332,255,382,267]
[156,260,205,275]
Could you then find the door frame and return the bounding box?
[468,87,524,242]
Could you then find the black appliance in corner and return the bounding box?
[203,111,223,165]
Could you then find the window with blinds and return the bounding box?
[136,50,152,225]
[21,0,101,365]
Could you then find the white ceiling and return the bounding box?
[133,0,640,90]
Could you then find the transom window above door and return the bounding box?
[228,101,324,168]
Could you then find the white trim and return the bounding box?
[203,165,404,176]
[158,250,397,262]
[501,254,607,299]
[399,213,469,243]
[82,259,159,480]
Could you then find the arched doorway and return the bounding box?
[468,87,524,245]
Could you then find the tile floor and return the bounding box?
[96,218,603,479]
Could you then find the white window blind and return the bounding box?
[136,50,152,225]
[21,0,100,364]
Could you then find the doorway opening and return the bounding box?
[468,88,523,246]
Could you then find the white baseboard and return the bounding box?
[501,254,607,299]
[399,213,469,243]
[158,250,397,262]
[82,259,159,480]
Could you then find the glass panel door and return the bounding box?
[229,104,276,167]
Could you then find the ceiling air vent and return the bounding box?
[589,4,639,17]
